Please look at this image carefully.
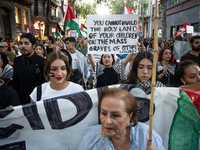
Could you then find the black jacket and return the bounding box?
[13,53,46,104]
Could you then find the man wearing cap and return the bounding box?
[13,33,46,104]
[0,42,16,66]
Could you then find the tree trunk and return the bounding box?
[161,0,167,40]
[44,0,51,36]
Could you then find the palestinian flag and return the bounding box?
[80,24,87,34]
[55,23,61,37]
[174,23,189,36]
[124,3,132,14]
[57,23,65,36]
[124,4,140,30]
[18,31,22,36]
[63,2,82,37]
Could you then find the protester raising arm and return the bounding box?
[88,53,134,70]
[88,53,134,88]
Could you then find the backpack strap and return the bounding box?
[37,85,42,101]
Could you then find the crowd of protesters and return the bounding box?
[0,33,200,150]
[0,33,200,109]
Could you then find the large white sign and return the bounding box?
[87,14,139,54]
[0,85,199,150]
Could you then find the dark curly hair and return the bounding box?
[21,33,36,45]
[173,60,199,87]
[158,47,174,65]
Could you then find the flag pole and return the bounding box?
[148,0,158,146]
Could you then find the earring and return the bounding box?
[183,82,185,85]
[127,122,130,127]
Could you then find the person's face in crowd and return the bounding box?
[39,40,44,45]
[36,46,45,57]
[140,41,143,46]
[49,58,68,84]
[181,64,200,85]
[141,46,146,52]
[78,37,82,44]
[46,38,50,44]
[137,58,153,83]
[65,41,74,51]
[11,47,16,55]
[0,46,7,54]
[84,38,88,46]
[161,42,164,49]
[162,49,171,61]
[191,38,200,52]
[19,38,35,57]
[100,96,132,138]
[102,54,113,68]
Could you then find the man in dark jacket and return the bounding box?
[13,33,46,104]
[180,35,200,66]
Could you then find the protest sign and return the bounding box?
[186,25,194,33]
[87,14,139,54]
[70,30,78,38]
[173,41,191,62]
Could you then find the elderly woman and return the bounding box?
[79,88,164,150]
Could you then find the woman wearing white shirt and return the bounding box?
[30,51,84,102]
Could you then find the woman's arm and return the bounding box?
[88,54,95,70]
[158,67,168,79]
[123,54,134,66]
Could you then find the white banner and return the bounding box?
[0,85,199,150]
[87,14,139,54]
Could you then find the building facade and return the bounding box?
[151,0,200,39]
[32,0,63,39]
[0,0,34,40]
[0,0,63,41]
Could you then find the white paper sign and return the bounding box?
[186,25,194,33]
[87,14,139,54]
[70,30,77,38]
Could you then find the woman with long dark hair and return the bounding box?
[88,53,134,88]
[120,51,165,87]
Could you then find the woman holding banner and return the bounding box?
[30,51,84,102]
[78,88,164,150]
[88,53,134,88]
[120,51,165,87]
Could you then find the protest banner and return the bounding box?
[0,85,199,150]
[87,14,139,54]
